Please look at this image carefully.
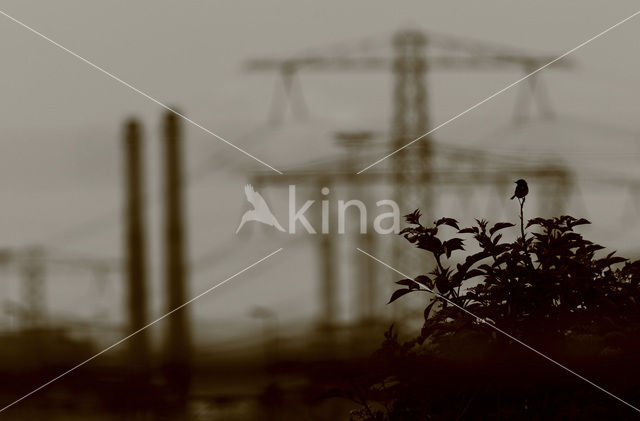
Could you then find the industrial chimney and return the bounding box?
[162,110,192,397]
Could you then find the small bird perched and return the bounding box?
[511,179,529,201]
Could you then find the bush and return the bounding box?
[345,211,640,420]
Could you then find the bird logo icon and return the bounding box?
[511,179,529,201]
[236,184,286,234]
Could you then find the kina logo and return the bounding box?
[235,184,286,234]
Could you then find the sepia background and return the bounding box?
[1,0,640,419]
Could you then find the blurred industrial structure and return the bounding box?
[2,27,640,420]
[247,28,574,328]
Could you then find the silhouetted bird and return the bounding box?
[511,179,529,200]
[236,184,286,233]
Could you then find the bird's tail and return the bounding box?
[510,194,516,200]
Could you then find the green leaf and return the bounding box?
[606,256,628,265]
[463,269,484,280]
[415,275,434,289]
[388,288,412,304]
[399,227,414,236]
[526,217,546,228]
[569,218,591,228]
[458,227,477,234]
[582,244,605,254]
[435,217,460,230]
[417,236,442,254]
[404,209,422,225]
[435,274,450,293]
[489,222,515,236]
[396,278,420,290]
[443,238,465,258]
[475,219,489,232]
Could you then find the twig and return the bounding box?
[519,198,534,269]
[519,198,526,241]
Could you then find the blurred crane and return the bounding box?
[247,28,572,221]
[0,247,120,329]
[246,28,574,327]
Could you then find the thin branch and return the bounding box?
[519,197,526,240]
[519,198,534,269]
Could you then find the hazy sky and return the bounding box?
[2,1,640,343]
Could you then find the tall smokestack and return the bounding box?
[123,118,150,366]
[162,110,191,395]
